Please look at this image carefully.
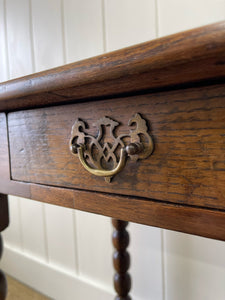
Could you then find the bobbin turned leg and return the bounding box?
[0,194,9,300]
[0,235,7,300]
[112,219,131,300]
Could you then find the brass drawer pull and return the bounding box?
[70,113,154,182]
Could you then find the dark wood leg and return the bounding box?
[112,219,131,300]
[0,194,9,300]
[0,235,7,300]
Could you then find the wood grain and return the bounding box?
[8,84,225,210]
[0,21,225,112]
[0,114,10,180]
[0,113,30,198]
[0,179,224,240]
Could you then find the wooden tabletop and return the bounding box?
[0,21,225,112]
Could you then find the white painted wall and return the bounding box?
[0,1,225,299]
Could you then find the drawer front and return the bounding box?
[0,113,10,180]
[8,84,225,210]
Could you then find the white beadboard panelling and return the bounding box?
[5,0,33,78]
[31,0,64,71]
[76,211,114,292]
[0,0,8,82]
[45,204,77,274]
[157,0,225,36]
[20,198,47,261]
[164,231,225,300]
[63,0,104,62]
[2,196,22,250]
[2,245,114,300]
[104,0,156,51]
[130,223,163,300]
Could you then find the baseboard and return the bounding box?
[1,245,113,300]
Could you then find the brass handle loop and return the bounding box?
[77,145,127,179]
[70,114,154,182]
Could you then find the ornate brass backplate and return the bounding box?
[70,113,154,182]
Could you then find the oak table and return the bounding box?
[0,21,225,299]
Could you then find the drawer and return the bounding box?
[8,83,225,210]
